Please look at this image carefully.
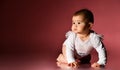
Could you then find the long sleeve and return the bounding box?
[92,34,107,65]
[63,31,76,63]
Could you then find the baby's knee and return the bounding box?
[56,54,62,61]
[57,53,68,63]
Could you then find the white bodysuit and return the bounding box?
[63,31,107,65]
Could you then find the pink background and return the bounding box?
[1,0,120,69]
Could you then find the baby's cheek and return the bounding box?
[71,26,76,32]
[77,27,84,32]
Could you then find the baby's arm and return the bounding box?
[92,42,107,68]
[65,46,75,63]
[95,42,107,66]
[92,35,107,67]
[63,31,79,67]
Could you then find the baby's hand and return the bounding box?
[91,63,101,68]
[68,62,79,68]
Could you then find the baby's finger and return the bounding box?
[72,63,76,67]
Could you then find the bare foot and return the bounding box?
[56,61,71,69]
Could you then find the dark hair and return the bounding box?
[73,9,94,24]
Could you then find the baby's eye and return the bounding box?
[78,22,80,24]
[72,23,75,24]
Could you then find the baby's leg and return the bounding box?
[56,45,68,63]
[57,54,67,63]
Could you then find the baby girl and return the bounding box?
[56,9,107,68]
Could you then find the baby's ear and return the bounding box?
[89,23,93,29]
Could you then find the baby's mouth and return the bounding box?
[74,29,77,31]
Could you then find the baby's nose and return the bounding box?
[74,24,78,27]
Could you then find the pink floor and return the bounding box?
[0,51,119,70]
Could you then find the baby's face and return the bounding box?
[71,15,87,33]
